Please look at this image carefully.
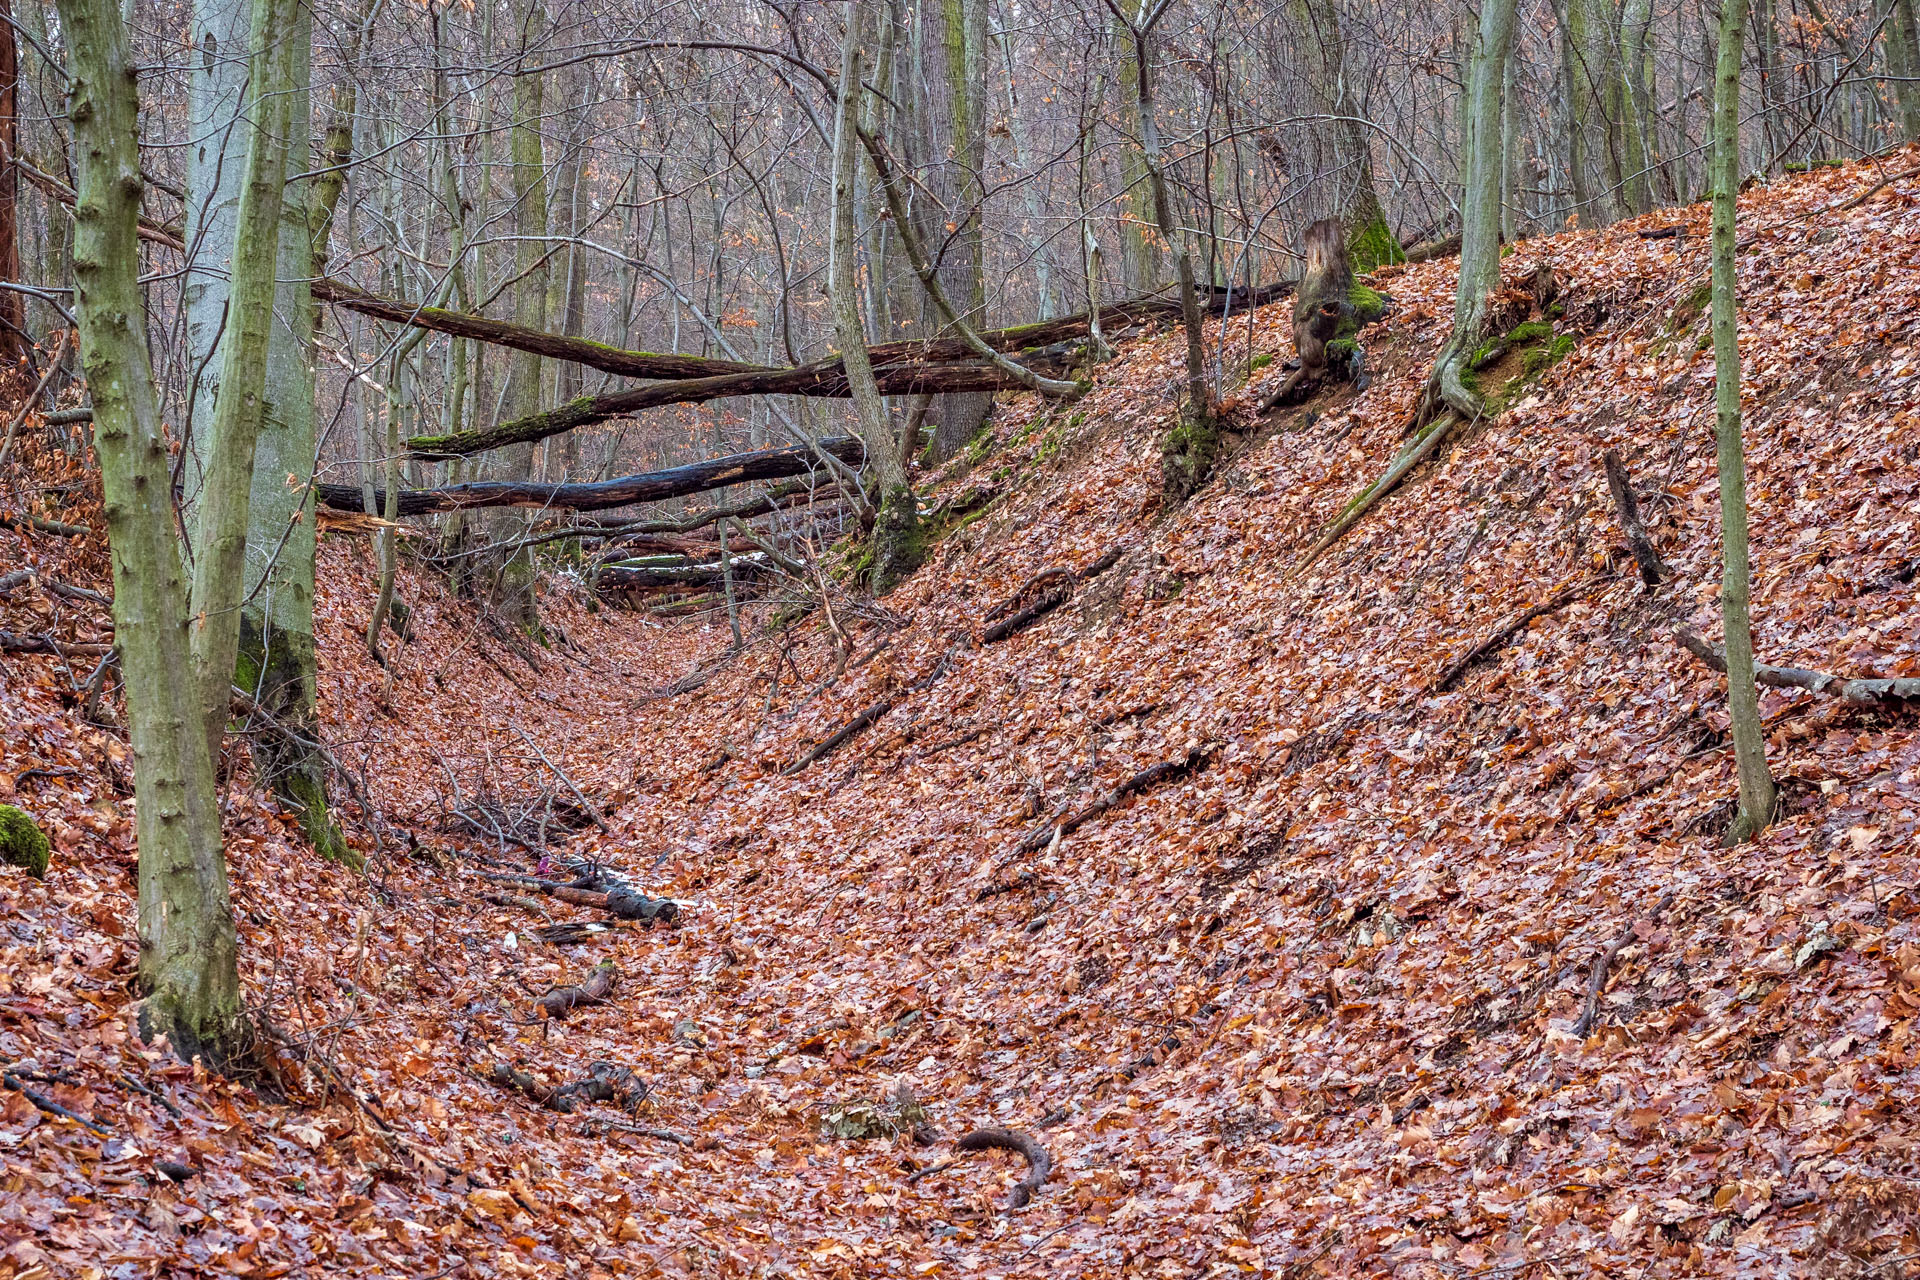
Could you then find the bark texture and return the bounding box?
[57,0,243,1064]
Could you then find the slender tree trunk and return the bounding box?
[56,0,243,1065]
[834,0,920,593]
[1112,12,1161,294]
[1424,0,1519,420]
[1710,0,1776,844]
[0,0,26,363]
[493,0,547,630]
[924,0,993,463]
[186,0,300,766]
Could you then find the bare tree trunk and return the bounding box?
[493,0,547,631]
[1710,0,1776,844]
[0,0,26,362]
[924,0,993,464]
[56,0,243,1065]
[1882,0,1920,141]
[186,0,300,766]
[834,0,921,592]
[1424,0,1519,420]
[1294,0,1401,268]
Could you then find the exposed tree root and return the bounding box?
[1290,411,1461,577]
[783,698,895,776]
[954,1128,1053,1210]
[1572,891,1676,1038]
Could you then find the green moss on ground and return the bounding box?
[1161,406,1223,502]
[0,805,50,878]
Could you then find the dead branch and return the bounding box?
[1674,627,1920,704]
[1572,891,1675,1038]
[1018,747,1211,852]
[0,630,112,657]
[953,1128,1053,1210]
[3,1067,112,1136]
[578,1117,694,1145]
[1430,578,1603,693]
[1602,449,1667,587]
[783,698,895,776]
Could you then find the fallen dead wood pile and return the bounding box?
[486,1059,647,1114]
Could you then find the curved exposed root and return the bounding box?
[955,1127,1053,1210]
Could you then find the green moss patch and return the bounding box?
[0,805,50,878]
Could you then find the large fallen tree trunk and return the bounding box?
[316,436,864,516]
[406,359,1040,459]
[400,281,1295,460]
[313,278,774,381]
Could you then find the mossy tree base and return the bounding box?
[236,619,355,868]
[869,486,926,595]
[0,804,51,877]
[1161,403,1222,503]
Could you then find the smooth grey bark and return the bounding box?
[1882,0,1920,141]
[924,0,993,463]
[182,0,339,860]
[57,0,243,1064]
[1710,0,1776,843]
[185,0,299,764]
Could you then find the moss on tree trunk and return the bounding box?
[235,618,354,867]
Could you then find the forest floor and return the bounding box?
[5,152,1920,1279]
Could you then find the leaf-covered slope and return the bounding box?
[3,151,1920,1278]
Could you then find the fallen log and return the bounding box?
[487,1059,646,1113]
[1674,627,1920,704]
[316,435,865,516]
[313,277,773,381]
[535,961,618,1020]
[597,556,771,593]
[399,282,1296,459]
[0,630,114,657]
[0,509,92,538]
[407,359,1040,459]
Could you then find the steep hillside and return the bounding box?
[5,152,1920,1278]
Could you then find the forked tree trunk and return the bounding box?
[1710,0,1776,844]
[56,0,243,1065]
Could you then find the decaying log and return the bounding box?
[0,509,91,537]
[954,1128,1052,1210]
[0,630,114,657]
[481,872,681,924]
[1674,627,1920,704]
[318,436,865,516]
[487,1059,647,1114]
[1602,449,1667,587]
[535,961,618,1020]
